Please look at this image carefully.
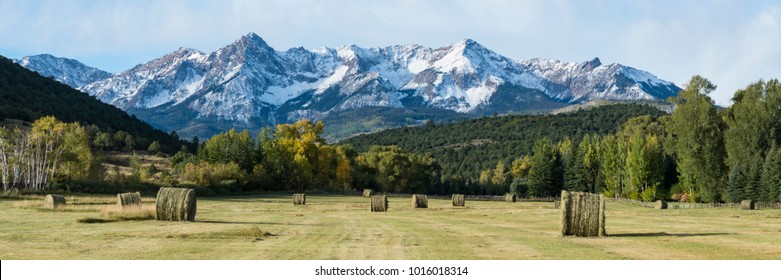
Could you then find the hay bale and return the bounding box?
[117,192,142,207]
[155,187,196,222]
[371,195,388,212]
[554,198,561,209]
[740,200,755,210]
[560,190,606,237]
[505,193,516,203]
[44,194,66,209]
[452,194,465,207]
[293,193,306,205]
[654,200,668,210]
[362,189,374,198]
[411,194,428,208]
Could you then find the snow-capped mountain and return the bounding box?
[14,54,112,88]
[20,33,680,139]
[520,57,679,102]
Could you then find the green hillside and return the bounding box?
[321,106,473,142]
[340,104,667,182]
[0,56,185,153]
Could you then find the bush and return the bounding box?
[147,141,161,154]
[510,178,528,197]
[180,161,247,188]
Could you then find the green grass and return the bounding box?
[0,194,780,260]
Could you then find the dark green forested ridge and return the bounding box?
[320,106,472,142]
[340,104,666,182]
[0,56,185,153]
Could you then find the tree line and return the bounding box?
[341,103,667,194]
[0,117,100,191]
[491,76,780,203]
[163,120,439,195]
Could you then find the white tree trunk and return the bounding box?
[0,137,8,192]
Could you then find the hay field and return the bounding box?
[1,194,780,260]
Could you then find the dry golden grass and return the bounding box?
[101,204,156,221]
[1,194,780,260]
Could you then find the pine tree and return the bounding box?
[565,149,585,192]
[745,154,763,201]
[561,138,585,192]
[528,138,562,197]
[761,148,781,202]
[727,162,745,202]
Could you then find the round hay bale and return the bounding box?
[654,200,668,210]
[560,190,606,237]
[117,192,142,207]
[155,187,196,222]
[44,194,66,209]
[371,195,388,212]
[362,189,374,198]
[452,194,465,207]
[740,200,755,210]
[411,194,428,208]
[293,193,306,205]
[505,193,516,203]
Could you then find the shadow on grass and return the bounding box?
[610,232,731,237]
[197,219,323,226]
[205,193,362,202]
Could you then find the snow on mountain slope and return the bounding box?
[14,54,112,88]
[521,57,679,102]
[22,33,680,139]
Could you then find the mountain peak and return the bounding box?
[453,38,483,50]
[446,38,495,60]
[173,47,202,55]
[24,54,56,60]
[460,38,477,45]
[588,57,601,67]
[579,57,601,71]
[20,54,75,65]
[236,32,270,49]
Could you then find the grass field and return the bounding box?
[1,194,780,260]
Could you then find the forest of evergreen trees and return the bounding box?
[340,103,666,190]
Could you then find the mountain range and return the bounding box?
[15,32,680,140]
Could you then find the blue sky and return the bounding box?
[1,0,779,105]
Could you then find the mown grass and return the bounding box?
[0,194,779,260]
